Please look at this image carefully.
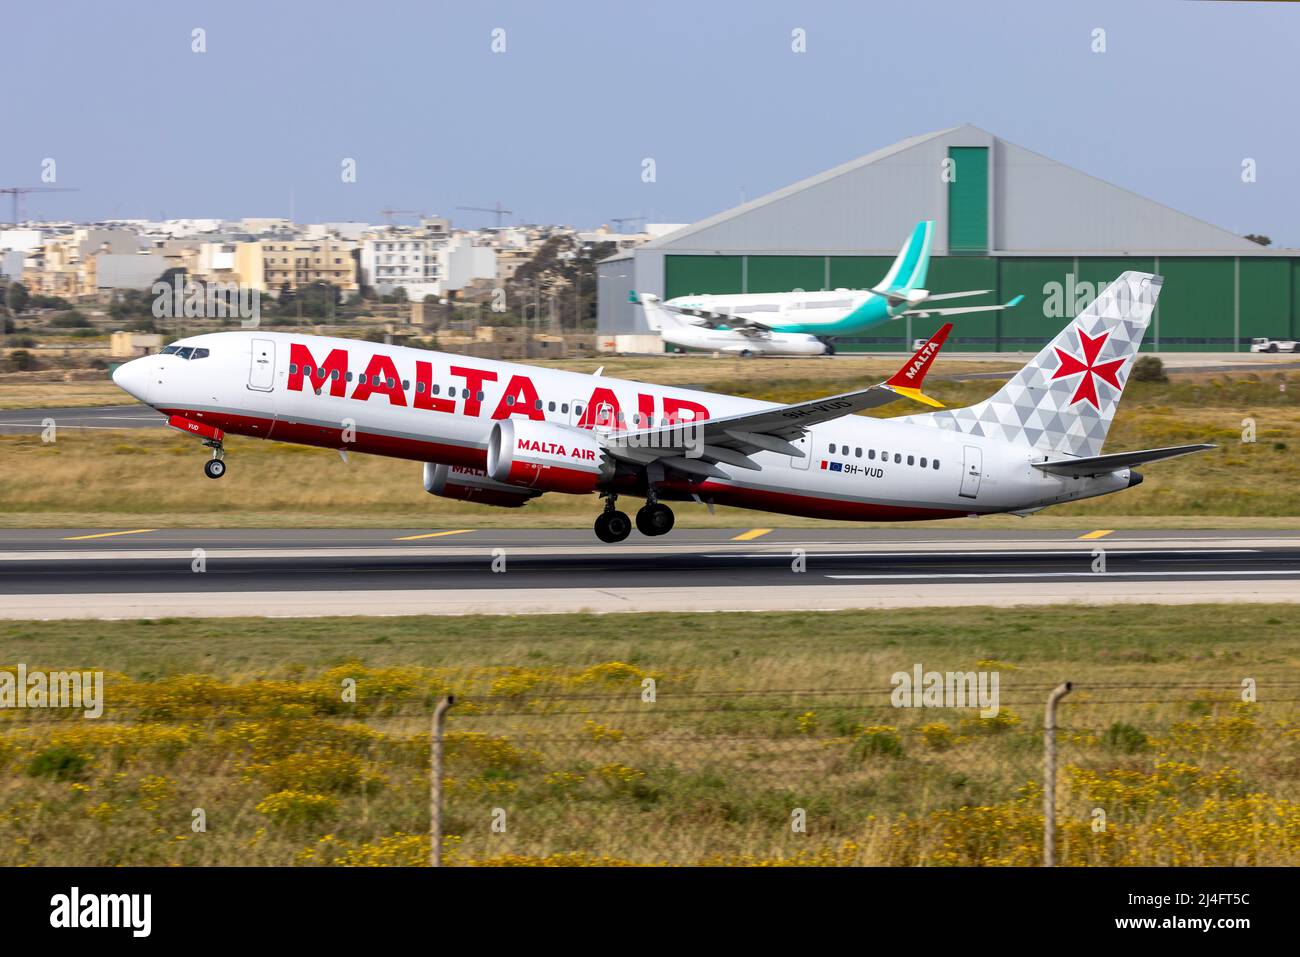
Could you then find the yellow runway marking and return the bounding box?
[1078,529,1114,540]
[392,529,474,542]
[732,528,773,542]
[62,529,157,541]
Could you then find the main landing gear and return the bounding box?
[594,494,632,543]
[202,439,226,479]
[593,492,676,543]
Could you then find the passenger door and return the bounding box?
[248,338,275,392]
[959,445,982,498]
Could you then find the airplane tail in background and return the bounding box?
[638,294,682,332]
[905,271,1162,459]
[873,220,933,296]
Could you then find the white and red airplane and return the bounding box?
[112,272,1211,542]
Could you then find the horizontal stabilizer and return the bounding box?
[1032,443,1215,477]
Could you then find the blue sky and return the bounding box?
[4,0,1297,243]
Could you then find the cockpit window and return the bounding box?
[191,348,209,360]
[174,347,194,360]
[160,345,180,355]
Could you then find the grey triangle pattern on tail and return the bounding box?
[904,271,1161,458]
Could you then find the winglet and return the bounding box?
[883,322,951,407]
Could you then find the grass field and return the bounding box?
[1,365,1296,527]
[1,607,1295,866]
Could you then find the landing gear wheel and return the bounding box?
[823,340,837,356]
[594,510,632,543]
[636,503,675,537]
[203,459,227,479]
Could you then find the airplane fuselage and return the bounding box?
[113,330,1131,522]
[668,289,897,337]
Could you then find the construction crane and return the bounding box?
[456,202,513,228]
[0,186,77,226]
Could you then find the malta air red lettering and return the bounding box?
[414,360,455,413]
[493,374,545,420]
[578,386,622,429]
[450,365,498,416]
[518,438,597,461]
[289,343,349,396]
[351,353,407,406]
[664,396,709,424]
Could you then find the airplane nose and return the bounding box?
[112,358,152,404]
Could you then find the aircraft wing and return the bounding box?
[1032,443,1215,477]
[661,302,779,332]
[904,294,1024,318]
[600,324,952,475]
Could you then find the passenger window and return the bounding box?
[829,443,837,454]
[505,395,515,406]
[894,453,901,464]
[358,374,367,385]
[920,457,927,468]
[868,450,875,460]
[288,362,298,373]
[416,382,426,393]
[346,372,353,382]
[933,459,940,470]
[387,378,396,388]
[303,365,313,376]
[462,389,470,399]
[330,369,340,380]
[476,390,485,402]
[401,380,409,390]
[907,455,914,466]
[432,385,439,395]
[855,447,862,458]
[535,400,543,410]
[549,401,557,412]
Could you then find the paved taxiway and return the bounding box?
[1,527,1297,618]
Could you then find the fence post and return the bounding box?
[431,695,455,867]
[1043,682,1072,867]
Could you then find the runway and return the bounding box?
[1,527,1297,618]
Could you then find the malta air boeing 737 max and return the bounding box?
[654,220,1023,352]
[112,272,1211,542]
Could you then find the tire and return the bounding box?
[204,459,226,479]
[1268,344,1279,353]
[739,350,754,359]
[636,503,675,537]
[595,510,632,543]
[823,341,836,356]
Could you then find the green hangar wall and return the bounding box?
[607,125,1300,352]
[663,253,1300,352]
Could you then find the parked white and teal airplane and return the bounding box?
[649,221,1022,354]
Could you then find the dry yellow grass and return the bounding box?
[1,607,1295,866]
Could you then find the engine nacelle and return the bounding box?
[487,418,613,493]
[423,462,540,508]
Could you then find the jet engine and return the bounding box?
[486,418,613,493]
[423,462,540,508]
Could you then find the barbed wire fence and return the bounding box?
[435,680,1300,866]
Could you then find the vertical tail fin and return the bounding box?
[873,220,933,295]
[906,272,1162,458]
[639,294,680,332]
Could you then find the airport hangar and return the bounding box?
[597,124,1300,353]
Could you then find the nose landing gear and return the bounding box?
[202,439,226,479]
